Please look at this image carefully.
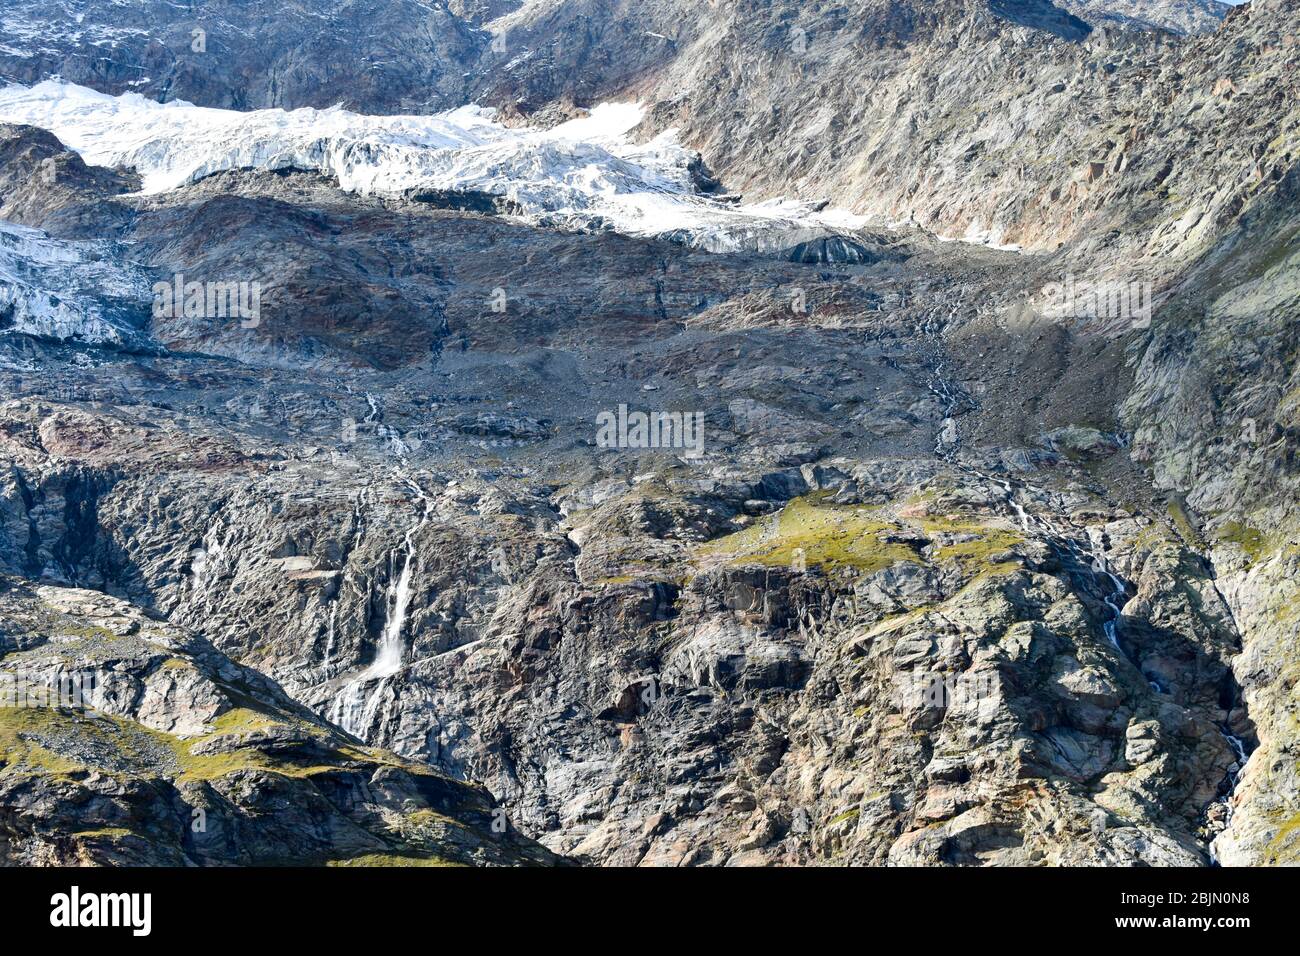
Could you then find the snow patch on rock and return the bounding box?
[0,221,149,345]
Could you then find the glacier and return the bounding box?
[0,221,150,346]
[0,80,870,255]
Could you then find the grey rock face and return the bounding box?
[0,0,486,113]
[0,0,1298,869]
[623,0,1296,268]
[0,336,1255,867]
[0,125,137,231]
[1062,0,1229,34]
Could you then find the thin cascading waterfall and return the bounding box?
[996,477,1132,657]
[330,672,396,741]
[950,461,1132,659]
[1086,528,1127,654]
[919,300,1253,864]
[920,305,965,458]
[329,677,368,737]
[1100,578,1125,651]
[988,469,1253,863]
[972,443,1253,865]
[1222,732,1249,795]
[330,475,432,738]
[372,533,416,677]
[1208,709,1253,865]
[323,601,340,664]
[917,303,1135,661]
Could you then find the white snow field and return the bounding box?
[0,80,869,254]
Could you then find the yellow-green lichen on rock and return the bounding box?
[0,707,88,777]
[72,827,136,841]
[1216,520,1269,563]
[1264,811,1300,865]
[696,497,919,573]
[1166,500,1200,548]
[0,704,336,784]
[920,515,1024,577]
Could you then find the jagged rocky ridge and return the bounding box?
[0,0,1296,867]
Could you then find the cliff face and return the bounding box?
[0,0,1297,867]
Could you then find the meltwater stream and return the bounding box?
[918,303,1254,863]
[1086,528,1128,654]
[1208,729,1251,866]
[918,304,1133,660]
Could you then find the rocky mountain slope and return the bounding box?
[0,575,559,865]
[1063,0,1230,33]
[0,0,1297,867]
[0,0,485,112]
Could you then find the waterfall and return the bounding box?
[371,502,425,677]
[918,302,1135,661]
[1086,530,1127,653]
[330,476,432,738]
[912,300,1254,867]
[1209,719,1253,865]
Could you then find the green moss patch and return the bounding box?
[828,807,861,827]
[55,623,118,641]
[72,828,136,841]
[1167,500,1201,548]
[697,497,919,573]
[920,516,1023,576]
[0,708,88,776]
[0,705,339,784]
[1216,521,1268,563]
